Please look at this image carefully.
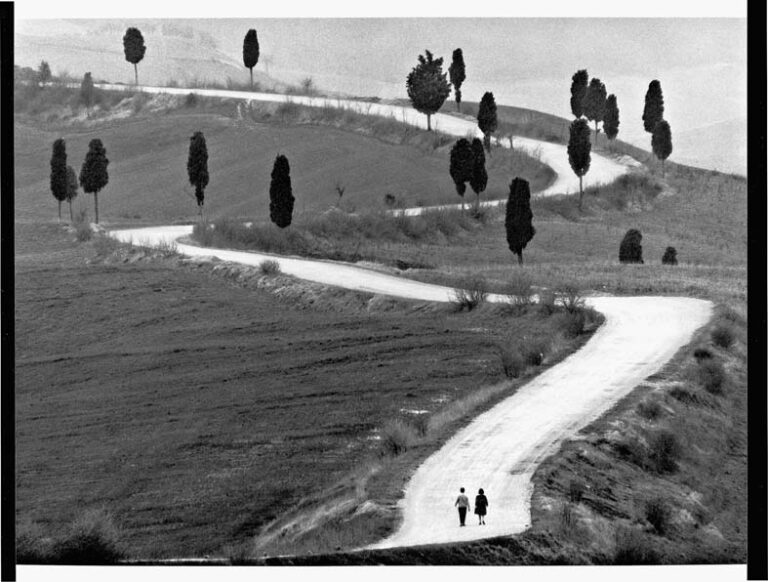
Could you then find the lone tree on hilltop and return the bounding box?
[79,139,109,224]
[652,120,673,175]
[243,29,260,89]
[570,69,589,118]
[66,165,79,222]
[123,27,146,85]
[662,246,678,265]
[567,118,591,210]
[448,48,466,112]
[449,138,475,210]
[469,138,488,213]
[619,229,644,264]
[406,50,451,131]
[38,60,51,86]
[582,77,607,141]
[270,154,295,228]
[603,94,620,140]
[50,138,67,222]
[80,72,94,116]
[642,80,664,133]
[505,177,536,266]
[187,131,209,222]
[477,91,498,151]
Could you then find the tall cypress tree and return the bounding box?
[582,77,607,140]
[567,118,591,210]
[477,91,498,151]
[79,139,109,224]
[187,131,209,221]
[505,177,535,266]
[652,120,673,175]
[270,154,295,228]
[65,165,79,222]
[80,72,94,116]
[50,138,67,222]
[603,94,620,140]
[469,138,487,213]
[569,69,589,118]
[406,50,451,131]
[448,48,466,113]
[642,80,664,133]
[243,29,260,89]
[123,27,146,85]
[449,138,475,209]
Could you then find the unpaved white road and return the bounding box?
[96,82,640,210]
[107,88,708,551]
[111,224,712,549]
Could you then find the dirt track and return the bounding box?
[107,87,710,550]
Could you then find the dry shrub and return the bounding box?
[557,284,585,313]
[259,259,281,275]
[689,359,727,395]
[379,419,419,457]
[505,271,534,311]
[521,337,550,366]
[52,508,124,564]
[568,480,586,503]
[451,275,488,312]
[558,310,587,338]
[498,345,525,378]
[16,519,53,563]
[711,325,735,349]
[644,497,671,535]
[73,208,92,242]
[636,400,663,421]
[613,526,660,564]
[648,429,680,473]
[537,289,557,316]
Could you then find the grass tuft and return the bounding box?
[451,274,488,312]
[259,259,281,275]
[51,508,124,564]
[378,419,419,457]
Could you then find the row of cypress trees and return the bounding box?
[50,138,109,223]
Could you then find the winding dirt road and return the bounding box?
[106,86,710,550]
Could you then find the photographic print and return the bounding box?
[9,1,748,577]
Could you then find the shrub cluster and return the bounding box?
[644,497,671,535]
[636,400,663,421]
[613,526,660,564]
[378,419,420,457]
[451,274,488,311]
[689,359,727,395]
[648,429,680,473]
[711,325,735,349]
[259,259,281,275]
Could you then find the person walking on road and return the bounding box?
[475,488,489,525]
[455,487,470,526]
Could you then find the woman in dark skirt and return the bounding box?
[474,488,488,525]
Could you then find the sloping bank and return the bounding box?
[109,224,712,549]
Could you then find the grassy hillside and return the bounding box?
[15,86,553,226]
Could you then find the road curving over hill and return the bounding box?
[110,224,712,550]
[95,82,640,209]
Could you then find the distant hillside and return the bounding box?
[15,19,279,89]
[671,117,747,176]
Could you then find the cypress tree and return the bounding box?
[567,118,592,210]
[406,50,451,131]
[270,154,294,229]
[582,77,607,141]
[469,138,488,213]
[642,80,664,133]
[477,91,498,151]
[652,120,673,175]
[123,27,146,85]
[38,60,51,86]
[80,72,94,116]
[243,29,260,89]
[448,48,466,113]
[79,139,109,224]
[449,138,475,209]
[66,165,79,222]
[619,229,643,264]
[50,138,67,222]
[505,177,536,266]
[569,69,588,118]
[603,94,620,140]
[187,131,209,221]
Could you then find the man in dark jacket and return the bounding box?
[455,487,470,526]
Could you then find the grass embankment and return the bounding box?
[15,222,598,561]
[14,81,553,225]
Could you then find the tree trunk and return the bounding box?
[578,175,583,210]
[457,99,461,113]
[426,114,431,132]
[662,159,665,178]
[69,200,74,222]
[475,194,480,215]
[250,68,253,89]
[518,252,524,266]
[58,201,61,222]
[134,63,138,86]
[594,120,599,143]
[94,192,99,224]
[484,133,491,152]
